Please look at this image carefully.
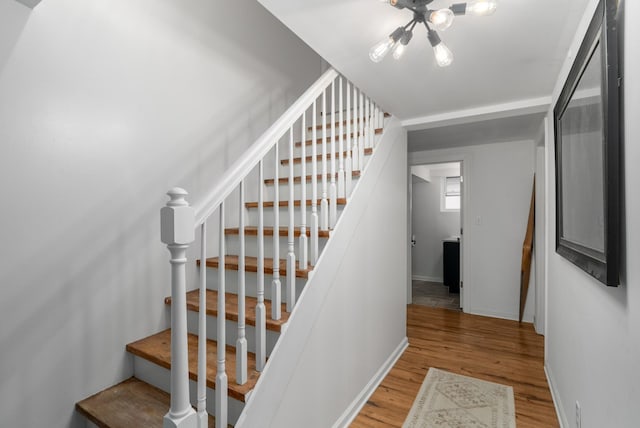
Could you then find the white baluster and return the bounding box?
[299,113,308,269]
[272,144,282,321]
[215,203,228,428]
[337,77,345,199]
[197,222,208,428]
[256,161,266,371]
[345,81,353,197]
[358,91,365,171]
[352,86,360,174]
[369,99,375,148]
[160,188,197,428]
[287,128,297,312]
[236,182,247,385]
[374,103,380,131]
[320,89,329,231]
[310,99,319,266]
[365,96,370,150]
[329,80,338,229]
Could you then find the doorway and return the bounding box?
[410,162,462,310]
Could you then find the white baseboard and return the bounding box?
[411,275,443,283]
[332,337,409,428]
[545,364,568,428]
[465,306,535,323]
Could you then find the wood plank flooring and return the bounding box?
[350,305,558,428]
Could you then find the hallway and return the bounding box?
[351,305,558,427]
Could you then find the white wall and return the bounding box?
[0,1,322,426]
[412,173,460,282]
[544,1,640,427]
[238,119,408,428]
[410,141,536,321]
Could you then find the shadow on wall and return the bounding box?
[0,0,30,71]
[0,0,321,426]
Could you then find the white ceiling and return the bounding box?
[257,0,590,123]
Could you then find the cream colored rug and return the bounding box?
[403,368,516,428]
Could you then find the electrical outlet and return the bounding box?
[576,401,581,428]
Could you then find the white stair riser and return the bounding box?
[263,179,359,201]
[277,151,371,176]
[205,270,307,302]
[246,204,345,225]
[132,356,245,426]
[225,235,329,260]
[185,311,280,356]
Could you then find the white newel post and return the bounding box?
[161,188,198,428]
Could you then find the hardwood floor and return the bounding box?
[350,305,558,427]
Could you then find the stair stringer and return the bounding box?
[236,117,408,428]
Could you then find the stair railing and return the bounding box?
[160,67,384,428]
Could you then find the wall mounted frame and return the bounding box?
[553,0,621,286]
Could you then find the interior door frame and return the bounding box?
[408,152,471,311]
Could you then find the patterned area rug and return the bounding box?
[403,368,516,428]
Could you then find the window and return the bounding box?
[441,176,461,212]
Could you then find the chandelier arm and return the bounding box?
[403,18,417,30]
[409,20,418,32]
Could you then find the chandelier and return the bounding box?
[371,0,497,67]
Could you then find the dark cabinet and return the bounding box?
[443,240,460,293]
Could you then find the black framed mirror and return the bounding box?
[553,0,621,286]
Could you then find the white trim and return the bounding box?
[332,338,409,428]
[401,96,551,131]
[545,365,568,428]
[411,275,443,283]
[409,152,469,312]
[465,307,534,323]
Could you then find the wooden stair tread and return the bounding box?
[75,377,218,428]
[265,171,361,185]
[245,198,347,209]
[126,329,259,402]
[198,255,313,279]
[294,128,382,147]
[281,147,373,165]
[309,112,390,130]
[165,289,290,332]
[225,226,330,238]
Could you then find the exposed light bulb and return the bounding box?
[466,0,497,16]
[392,43,407,60]
[392,29,413,60]
[370,27,405,63]
[429,9,455,31]
[369,37,395,62]
[433,42,453,67]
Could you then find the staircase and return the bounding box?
[75,68,388,427]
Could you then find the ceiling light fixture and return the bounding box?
[371,0,497,67]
